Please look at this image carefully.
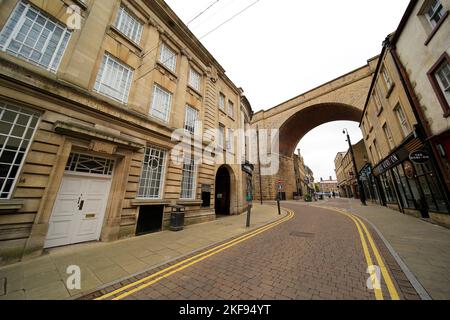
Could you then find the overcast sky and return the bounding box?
[165,0,410,180]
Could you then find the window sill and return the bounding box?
[187,85,202,98]
[369,126,374,134]
[156,62,178,80]
[377,107,384,117]
[385,83,395,99]
[73,0,88,10]
[131,199,171,206]
[0,200,25,213]
[177,200,203,206]
[424,11,448,46]
[108,26,143,55]
[227,115,235,121]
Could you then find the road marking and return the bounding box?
[95,209,295,300]
[313,205,400,300]
[352,214,400,300]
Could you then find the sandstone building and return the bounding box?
[334,140,368,199]
[394,0,450,195]
[360,0,450,226]
[318,177,339,195]
[0,0,252,265]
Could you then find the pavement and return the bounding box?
[81,201,419,301]
[1,198,450,300]
[326,198,450,300]
[0,204,284,300]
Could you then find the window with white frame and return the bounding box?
[369,146,376,164]
[394,104,412,137]
[114,6,143,44]
[365,111,372,130]
[434,59,450,106]
[217,125,225,149]
[189,67,201,91]
[150,84,172,123]
[219,93,225,111]
[227,128,234,152]
[0,102,40,199]
[381,66,393,91]
[0,1,71,73]
[159,42,177,72]
[383,123,395,150]
[180,158,196,199]
[373,139,383,162]
[228,100,234,118]
[373,89,383,114]
[184,105,198,135]
[137,146,167,199]
[93,53,134,104]
[425,0,446,28]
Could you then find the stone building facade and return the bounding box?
[394,0,450,195]
[360,12,449,226]
[334,140,368,199]
[293,152,309,198]
[0,0,252,265]
[318,177,339,195]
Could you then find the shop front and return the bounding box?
[359,164,380,204]
[372,137,450,222]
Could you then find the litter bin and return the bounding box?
[169,205,185,231]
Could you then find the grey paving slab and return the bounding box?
[0,204,281,300]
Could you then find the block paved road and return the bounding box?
[84,199,420,300]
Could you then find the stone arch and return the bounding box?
[279,103,362,156]
[214,164,238,215]
[251,60,378,201]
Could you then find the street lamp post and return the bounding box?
[343,129,367,206]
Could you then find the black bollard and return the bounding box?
[246,205,252,228]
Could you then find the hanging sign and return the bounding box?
[409,150,430,164]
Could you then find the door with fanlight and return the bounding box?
[45,153,114,248]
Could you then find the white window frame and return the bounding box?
[159,42,177,73]
[137,146,167,200]
[150,84,172,123]
[188,67,201,92]
[425,0,445,28]
[227,128,234,152]
[180,158,197,200]
[0,102,41,199]
[381,66,393,91]
[0,1,72,73]
[217,125,225,149]
[383,123,395,150]
[394,104,412,137]
[373,89,383,114]
[373,140,382,163]
[93,53,134,104]
[435,60,450,106]
[228,100,234,118]
[184,105,199,135]
[114,6,143,44]
[219,93,225,111]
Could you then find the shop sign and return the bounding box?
[404,161,415,179]
[409,150,430,164]
[373,153,400,176]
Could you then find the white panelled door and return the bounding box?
[45,153,114,248]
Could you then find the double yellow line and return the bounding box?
[95,209,295,300]
[313,205,400,301]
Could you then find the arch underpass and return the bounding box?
[251,57,378,200]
